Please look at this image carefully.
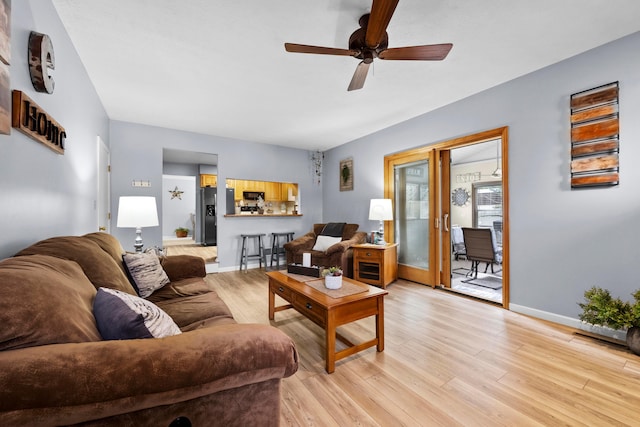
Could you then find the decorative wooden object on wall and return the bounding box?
[570,82,619,188]
[0,0,11,135]
[12,90,66,154]
[340,157,354,191]
[28,31,55,94]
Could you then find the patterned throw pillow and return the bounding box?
[93,288,181,340]
[122,252,170,298]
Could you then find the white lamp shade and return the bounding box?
[369,199,393,221]
[116,196,159,228]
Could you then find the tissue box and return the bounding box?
[287,264,321,277]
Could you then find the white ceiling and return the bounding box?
[52,0,640,152]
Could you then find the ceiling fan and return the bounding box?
[284,0,453,91]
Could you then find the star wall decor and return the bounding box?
[169,186,184,200]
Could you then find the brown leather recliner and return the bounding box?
[284,223,367,278]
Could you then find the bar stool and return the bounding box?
[239,234,266,272]
[270,232,295,270]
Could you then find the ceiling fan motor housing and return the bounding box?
[349,14,388,63]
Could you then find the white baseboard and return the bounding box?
[216,260,268,273]
[510,303,627,342]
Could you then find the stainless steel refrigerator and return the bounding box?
[200,187,216,246]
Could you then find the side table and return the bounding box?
[353,243,398,288]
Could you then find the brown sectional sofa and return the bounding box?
[0,232,298,426]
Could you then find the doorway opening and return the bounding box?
[449,141,503,304]
[162,149,219,272]
[384,127,509,308]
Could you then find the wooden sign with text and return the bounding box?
[11,90,66,154]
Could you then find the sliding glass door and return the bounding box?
[385,149,437,286]
[384,127,510,308]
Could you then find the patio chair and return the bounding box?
[461,227,502,280]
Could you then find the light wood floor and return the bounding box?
[164,244,217,263]
[205,270,640,426]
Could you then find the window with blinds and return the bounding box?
[472,182,502,229]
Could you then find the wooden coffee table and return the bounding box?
[267,271,387,373]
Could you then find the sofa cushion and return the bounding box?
[83,232,128,276]
[122,252,170,298]
[15,235,137,295]
[0,255,101,351]
[160,254,206,281]
[146,277,214,303]
[312,235,342,252]
[156,291,235,329]
[93,287,182,339]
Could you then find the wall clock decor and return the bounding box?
[451,187,470,206]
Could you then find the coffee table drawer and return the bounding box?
[292,294,326,326]
[270,282,292,301]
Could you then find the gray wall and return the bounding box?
[323,31,640,327]
[3,1,639,330]
[0,0,110,259]
[109,120,322,270]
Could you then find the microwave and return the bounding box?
[243,191,265,201]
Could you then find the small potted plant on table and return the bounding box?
[322,267,343,289]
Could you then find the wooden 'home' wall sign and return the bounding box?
[570,82,619,188]
[11,90,66,154]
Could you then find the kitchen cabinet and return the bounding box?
[264,182,281,200]
[200,174,217,187]
[280,183,297,201]
[242,180,265,192]
[225,179,298,202]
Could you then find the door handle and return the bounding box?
[99,226,106,231]
[443,214,449,232]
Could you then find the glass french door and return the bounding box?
[384,149,437,286]
[384,127,509,308]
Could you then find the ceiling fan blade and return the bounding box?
[379,43,453,60]
[284,43,358,57]
[365,0,399,48]
[347,61,371,91]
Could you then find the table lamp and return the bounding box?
[116,196,159,252]
[369,198,393,245]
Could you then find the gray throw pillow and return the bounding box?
[122,252,170,298]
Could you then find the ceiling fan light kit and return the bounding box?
[284,0,453,91]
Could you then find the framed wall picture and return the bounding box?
[339,158,353,191]
[0,0,9,135]
[0,63,9,134]
[0,0,10,66]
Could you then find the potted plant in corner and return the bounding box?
[175,227,189,238]
[322,267,343,290]
[579,286,640,355]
